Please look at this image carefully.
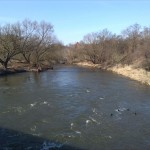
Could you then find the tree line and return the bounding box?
[0,19,64,70]
[66,24,150,71]
[0,21,150,71]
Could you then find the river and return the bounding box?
[0,65,150,150]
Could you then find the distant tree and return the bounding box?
[140,27,150,70]
[142,26,150,56]
[66,24,150,71]
[45,43,65,64]
[122,23,141,53]
[83,32,101,64]
[83,29,115,64]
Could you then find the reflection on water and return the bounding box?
[0,65,150,150]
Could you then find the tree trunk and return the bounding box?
[3,61,8,70]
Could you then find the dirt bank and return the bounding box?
[75,62,150,85]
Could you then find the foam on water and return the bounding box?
[30,102,37,107]
[1,110,10,114]
[30,125,37,132]
[92,108,98,115]
[89,116,100,124]
[30,101,50,108]
[75,131,81,134]
[70,123,74,130]
[86,89,90,93]
[41,101,48,105]
[6,106,26,115]
[86,120,91,124]
[41,141,63,150]
[41,119,49,123]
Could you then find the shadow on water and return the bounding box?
[0,127,87,150]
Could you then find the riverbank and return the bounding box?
[0,69,27,76]
[0,65,53,76]
[75,62,150,85]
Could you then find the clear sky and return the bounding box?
[0,0,150,45]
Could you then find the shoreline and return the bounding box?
[75,62,150,86]
[0,69,27,76]
[0,66,53,76]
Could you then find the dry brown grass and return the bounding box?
[108,64,150,85]
[76,62,150,85]
[75,61,102,68]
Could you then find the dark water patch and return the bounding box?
[0,127,86,150]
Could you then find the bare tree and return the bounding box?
[31,21,54,68]
[0,19,56,70]
[122,23,141,53]
[82,29,114,64]
[83,32,101,64]
[140,27,150,70]
[19,19,54,66]
[0,23,21,70]
[20,19,38,64]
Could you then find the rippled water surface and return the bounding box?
[0,65,150,149]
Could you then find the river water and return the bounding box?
[0,65,150,150]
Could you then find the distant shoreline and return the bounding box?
[75,62,150,86]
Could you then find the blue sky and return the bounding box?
[0,0,150,45]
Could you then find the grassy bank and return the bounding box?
[75,62,150,85]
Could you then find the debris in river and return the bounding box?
[30,125,37,132]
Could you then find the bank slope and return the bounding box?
[76,62,150,85]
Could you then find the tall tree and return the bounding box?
[0,19,55,70]
[0,23,21,69]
